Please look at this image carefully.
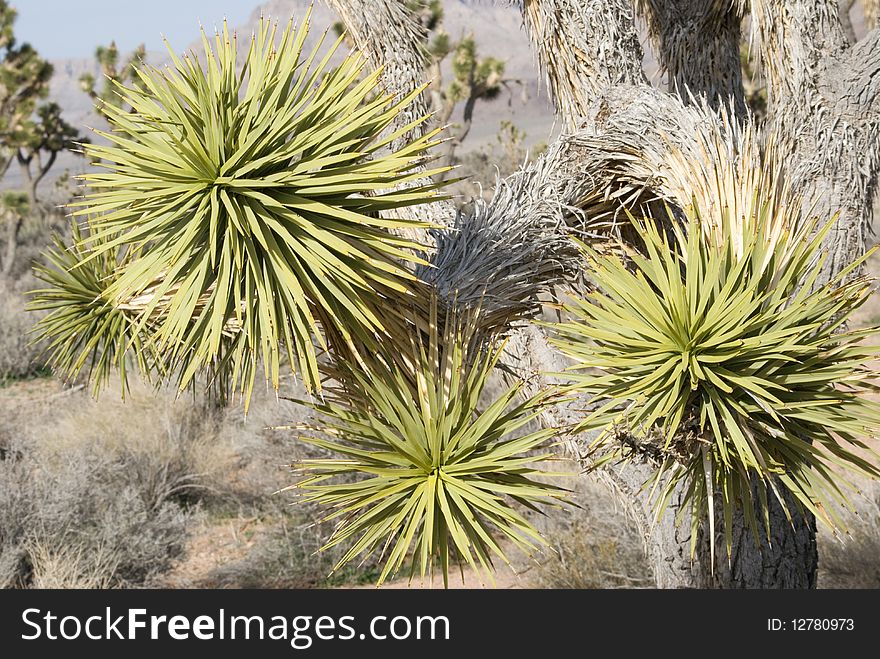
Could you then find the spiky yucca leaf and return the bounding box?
[289,304,568,587]
[29,222,153,396]
[550,211,880,561]
[45,11,446,405]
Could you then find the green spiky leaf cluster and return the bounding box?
[550,212,880,559]
[32,11,447,405]
[30,222,152,396]
[291,304,568,586]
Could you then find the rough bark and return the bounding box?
[636,0,747,114]
[324,0,431,147]
[324,0,454,234]
[519,0,646,127]
[707,485,818,588]
[751,0,880,284]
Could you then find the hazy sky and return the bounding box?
[15,0,264,60]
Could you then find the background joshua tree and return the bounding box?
[319,0,880,588]
[0,1,52,180]
[0,1,83,278]
[79,41,147,115]
[14,102,80,211]
[332,0,522,171]
[0,189,27,277]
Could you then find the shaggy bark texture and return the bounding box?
[323,0,454,234]
[519,0,646,127]
[751,0,880,283]
[636,0,746,114]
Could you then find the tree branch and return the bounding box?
[635,0,747,115]
[423,83,763,330]
[324,0,454,233]
[518,0,646,128]
[751,0,880,283]
[751,0,850,110]
[324,0,431,148]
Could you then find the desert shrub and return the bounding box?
[23,540,119,589]
[0,280,46,383]
[10,205,71,282]
[527,477,654,589]
[38,384,238,511]
[0,441,190,588]
[0,371,330,589]
[0,380,252,589]
[209,391,312,507]
[207,511,381,589]
[818,485,880,588]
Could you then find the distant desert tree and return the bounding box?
[0,1,52,179]
[79,40,147,114]
[32,1,880,588]
[333,0,520,166]
[0,189,27,277]
[15,102,81,209]
[0,1,83,276]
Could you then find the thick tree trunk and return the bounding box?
[750,0,880,284]
[1,211,24,278]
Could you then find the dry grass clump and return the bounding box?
[0,279,46,384]
[0,372,351,589]
[0,441,190,588]
[818,483,880,588]
[38,384,234,509]
[0,380,236,588]
[525,475,654,588]
[204,512,381,589]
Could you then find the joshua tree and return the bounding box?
[0,1,53,178]
[15,102,81,210]
[0,2,82,276]
[79,41,147,115]
[32,2,880,588]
